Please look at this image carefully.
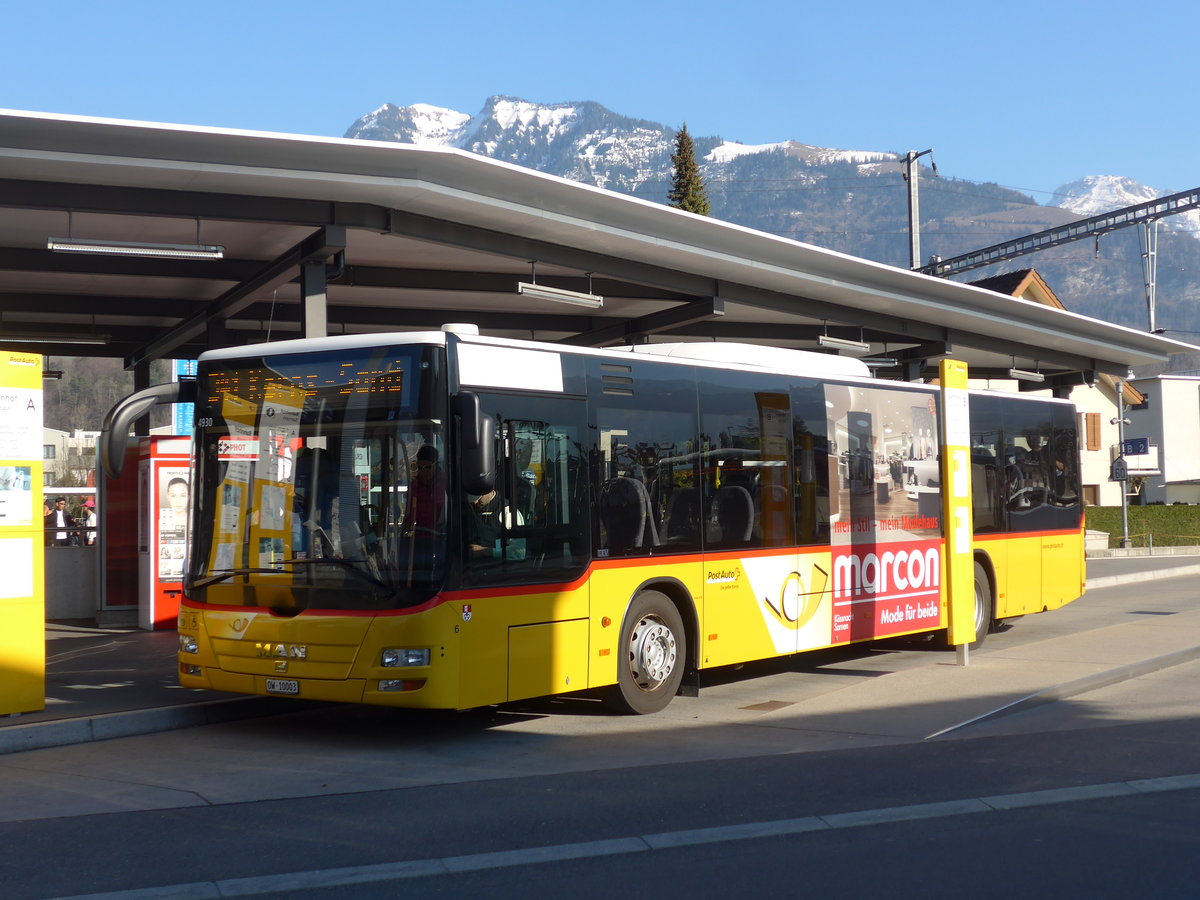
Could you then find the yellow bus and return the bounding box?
[106,325,1084,714]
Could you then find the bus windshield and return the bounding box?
[188,342,448,612]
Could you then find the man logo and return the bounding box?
[255,643,308,660]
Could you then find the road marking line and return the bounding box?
[926,643,1200,739]
[55,772,1200,899]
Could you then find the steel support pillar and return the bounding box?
[301,260,328,339]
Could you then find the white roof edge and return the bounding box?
[628,342,871,377]
[199,331,449,361]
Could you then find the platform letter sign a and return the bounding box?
[939,360,975,653]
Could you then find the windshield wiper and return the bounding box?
[282,556,394,593]
[191,557,394,595]
[190,567,294,589]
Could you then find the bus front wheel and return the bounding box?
[604,590,686,714]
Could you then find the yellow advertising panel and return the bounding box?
[0,350,45,714]
[939,359,975,647]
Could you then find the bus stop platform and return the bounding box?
[2,555,1198,756]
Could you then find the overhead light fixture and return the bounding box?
[1008,368,1045,383]
[860,357,898,368]
[47,237,225,260]
[818,334,871,354]
[0,333,110,345]
[516,281,604,308]
[517,262,603,308]
[47,211,224,260]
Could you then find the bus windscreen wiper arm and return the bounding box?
[192,559,392,594]
[282,556,394,593]
[189,567,292,589]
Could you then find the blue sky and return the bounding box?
[4,0,1197,201]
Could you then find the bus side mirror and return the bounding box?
[99,380,197,479]
[455,391,495,495]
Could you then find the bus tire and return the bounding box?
[969,560,993,650]
[603,590,686,715]
[940,561,992,651]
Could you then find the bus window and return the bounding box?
[190,344,448,611]
[460,396,589,586]
[973,393,1081,533]
[589,358,699,557]
[825,383,944,541]
[791,379,831,545]
[1049,404,1080,508]
[699,370,794,550]
[969,393,1006,533]
[1004,400,1053,520]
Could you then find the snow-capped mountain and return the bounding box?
[351,102,472,146]
[346,97,902,196]
[345,97,1200,337]
[348,97,674,194]
[1051,175,1162,216]
[1052,175,1200,237]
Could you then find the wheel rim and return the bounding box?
[628,615,678,691]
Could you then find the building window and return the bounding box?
[1084,412,1101,451]
[43,445,56,460]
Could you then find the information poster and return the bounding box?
[0,350,44,714]
[157,465,190,581]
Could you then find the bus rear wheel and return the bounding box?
[604,590,686,714]
[940,561,992,651]
[968,560,993,650]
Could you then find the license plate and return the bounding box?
[265,678,299,696]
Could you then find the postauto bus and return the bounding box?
[102,325,1084,714]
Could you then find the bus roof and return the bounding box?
[198,326,876,384]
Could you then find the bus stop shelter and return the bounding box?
[0,108,1193,384]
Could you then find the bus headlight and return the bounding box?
[382,648,430,667]
[179,635,199,654]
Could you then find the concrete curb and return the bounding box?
[0,697,323,756]
[1085,563,1200,591]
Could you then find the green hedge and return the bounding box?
[1085,505,1200,548]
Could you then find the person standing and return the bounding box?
[83,500,98,546]
[401,446,446,535]
[401,445,446,581]
[45,497,75,547]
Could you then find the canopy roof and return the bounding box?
[0,108,1191,386]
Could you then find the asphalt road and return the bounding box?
[2,574,1198,900]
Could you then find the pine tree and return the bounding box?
[668,124,710,216]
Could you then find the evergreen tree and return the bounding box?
[668,124,710,216]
